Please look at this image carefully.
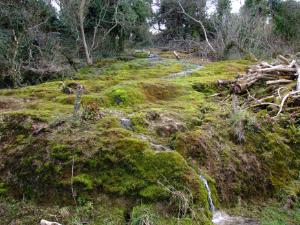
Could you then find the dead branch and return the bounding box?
[274,90,300,118]
[176,0,216,53]
[266,79,293,85]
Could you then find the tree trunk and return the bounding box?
[79,0,92,65]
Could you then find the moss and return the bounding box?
[129,112,149,133]
[138,185,169,200]
[73,174,94,190]
[130,204,212,225]
[104,85,146,107]
[260,204,300,225]
[140,82,182,101]
[132,50,149,58]
[51,144,72,161]
[3,56,299,224]
[96,116,122,129]
[0,183,7,196]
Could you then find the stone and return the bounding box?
[120,118,132,130]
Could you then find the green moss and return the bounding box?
[0,183,7,196]
[260,205,300,225]
[51,144,72,161]
[104,85,146,107]
[130,204,212,225]
[73,174,94,190]
[96,116,122,129]
[129,112,149,133]
[132,50,149,58]
[140,82,182,101]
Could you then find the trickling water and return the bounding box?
[199,174,215,212]
[199,174,259,225]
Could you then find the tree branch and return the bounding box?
[176,0,216,53]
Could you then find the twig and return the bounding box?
[71,156,77,207]
[274,90,300,118]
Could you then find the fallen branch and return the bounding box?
[266,79,293,85]
[274,90,300,118]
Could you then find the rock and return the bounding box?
[150,143,170,151]
[155,120,186,137]
[283,196,296,209]
[135,134,171,151]
[146,111,161,121]
[120,118,132,130]
[40,219,62,225]
[59,207,70,218]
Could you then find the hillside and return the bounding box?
[0,55,299,225]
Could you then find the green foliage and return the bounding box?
[73,174,94,190]
[260,205,300,225]
[131,204,157,225]
[272,0,300,41]
[105,85,146,107]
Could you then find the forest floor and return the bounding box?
[0,53,299,225]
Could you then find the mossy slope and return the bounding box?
[0,56,299,224]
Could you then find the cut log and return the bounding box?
[266,79,293,85]
[258,65,296,73]
[40,219,62,225]
[173,51,180,60]
[296,64,300,91]
[217,80,235,86]
[277,55,290,65]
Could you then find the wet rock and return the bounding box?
[135,134,171,151]
[165,65,203,79]
[120,118,132,130]
[114,95,123,105]
[150,143,170,151]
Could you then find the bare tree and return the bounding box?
[176,0,216,53]
[60,0,120,65]
[79,0,92,65]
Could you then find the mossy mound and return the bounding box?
[0,114,211,221]
[141,82,183,101]
[1,56,299,224]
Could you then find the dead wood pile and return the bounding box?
[218,54,300,118]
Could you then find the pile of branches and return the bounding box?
[218,54,300,118]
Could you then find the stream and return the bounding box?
[199,174,260,225]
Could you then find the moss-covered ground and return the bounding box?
[0,54,299,224]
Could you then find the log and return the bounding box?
[296,63,300,91]
[266,79,293,85]
[40,219,62,225]
[258,65,296,73]
[217,80,235,86]
[173,51,180,60]
[260,61,272,68]
[277,55,290,65]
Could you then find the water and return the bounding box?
[212,211,259,225]
[165,65,203,79]
[199,174,216,212]
[199,174,259,225]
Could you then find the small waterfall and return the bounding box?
[199,174,215,212]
